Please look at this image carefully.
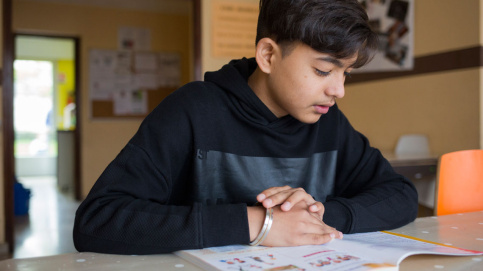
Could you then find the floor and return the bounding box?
[12,176,81,259]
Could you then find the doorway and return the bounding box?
[12,35,80,257]
[14,35,77,190]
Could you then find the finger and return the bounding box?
[309,201,324,213]
[305,204,342,239]
[310,228,344,241]
[308,202,325,220]
[256,186,292,202]
[315,223,343,240]
[263,189,319,210]
[265,188,312,210]
[306,232,337,245]
[283,231,337,246]
[279,189,310,210]
[261,206,342,247]
[303,217,343,240]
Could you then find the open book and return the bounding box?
[175,231,483,271]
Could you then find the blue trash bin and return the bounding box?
[14,181,31,216]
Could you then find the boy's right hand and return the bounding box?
[257,186,324,216]
[247,202,342,247]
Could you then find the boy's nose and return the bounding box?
[325,75,345,99]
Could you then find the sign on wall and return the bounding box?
[211,0,259,58]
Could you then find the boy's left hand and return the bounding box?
[257,186,324,220]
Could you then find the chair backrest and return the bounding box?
[395,134,430,156]
[435,149,483,216]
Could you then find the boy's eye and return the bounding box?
[315,69,330,77]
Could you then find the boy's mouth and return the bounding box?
[314,104,331,114]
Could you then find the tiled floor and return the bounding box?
[13,176,81,259]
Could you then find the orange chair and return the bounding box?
[435,149,483,216]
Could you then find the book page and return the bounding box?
[176,231,483,271]
[334,232,482,265]
[178,244,394,270]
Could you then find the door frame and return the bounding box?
[193,0,201,81]
[3,0,15,254]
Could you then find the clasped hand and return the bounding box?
[248,186,342,247]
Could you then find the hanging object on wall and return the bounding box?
[118,26,152,51]
[211,0,259,59]
[357,0,414,72]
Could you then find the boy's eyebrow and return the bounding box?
[316,56,355,68]
[317,56,344,68]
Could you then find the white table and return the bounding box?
[395,211,483,270]
[1,211,482,270]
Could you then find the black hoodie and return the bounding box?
[73,58,418,255]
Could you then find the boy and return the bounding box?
[74,0,418,254]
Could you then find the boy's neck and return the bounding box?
[247,66,264,96]
[247,67,284,118]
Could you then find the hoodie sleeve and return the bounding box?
[322,111,419,233]
[73,84,250,255]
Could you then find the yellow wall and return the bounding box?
[340,70,480,153]
[413,0,479,56]
[12,0,192,197]
[338,0,482,155]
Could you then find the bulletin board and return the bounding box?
[89,49,181,119]
[90,87,177,118]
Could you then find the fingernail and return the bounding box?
[257,194,266,201]
[310,205,318,212]
[281,202,291,210]
[330,233,336,239]
[264,198,272,207]
[339,232,343,239]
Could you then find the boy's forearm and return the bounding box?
[74,199,251,254]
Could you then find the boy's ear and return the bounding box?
[255,37,279,74]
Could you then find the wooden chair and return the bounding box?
[434,149,483,216]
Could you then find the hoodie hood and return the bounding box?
[204,58,303,130]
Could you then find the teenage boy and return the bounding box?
[74,0,418,255]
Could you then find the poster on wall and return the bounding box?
[356,0,414,73]
[118,26,152,51]
[211,0,259,58]
[89,49,132,101]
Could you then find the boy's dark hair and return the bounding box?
[256,0,378,68]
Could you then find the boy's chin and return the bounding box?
[295,114,323,124]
